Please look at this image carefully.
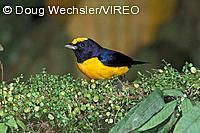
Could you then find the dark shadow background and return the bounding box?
[0,0,200,81]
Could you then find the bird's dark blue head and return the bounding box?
[65,37,102,63]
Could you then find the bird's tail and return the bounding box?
[132,60,149,65]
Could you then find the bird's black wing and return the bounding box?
[98,50,135,68]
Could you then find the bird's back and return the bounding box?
[98,48,146,68]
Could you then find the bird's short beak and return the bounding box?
[65,43,78,50]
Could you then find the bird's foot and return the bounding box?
[117,75,126,93]
[117,79,123,92]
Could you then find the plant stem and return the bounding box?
[0,61,3,81]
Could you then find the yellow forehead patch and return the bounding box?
[71,37,88,45]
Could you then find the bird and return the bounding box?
[65,37,147,91]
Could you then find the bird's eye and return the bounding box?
[81,43,85,47]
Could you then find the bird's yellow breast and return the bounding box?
[77,57,129,79]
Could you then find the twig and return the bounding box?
[84,117,95,133]
[114,107,121,123]
[0,61,3,81]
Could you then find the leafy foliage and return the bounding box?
[0,72,144,132]
[110,89,165,133]
[0,62,200,132]
[174,106,200,133]
[138,100,177,131]
[110,62,200,133]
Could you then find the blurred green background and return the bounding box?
[0,0,200,81]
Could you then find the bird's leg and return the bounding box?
[117,75,126,92]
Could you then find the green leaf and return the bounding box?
[174,106,200,133]
[48,113,54,120]
[157,113,178,133]
[163,89,183,97]
[111,89,165,133]
[16,119,26,131]
[0,123,8,133]
[138,100,177,131]
[6,118,18,129]
[181,98,193,115]
[109,104,139,133]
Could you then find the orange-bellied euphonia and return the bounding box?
[65,37,147,80]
